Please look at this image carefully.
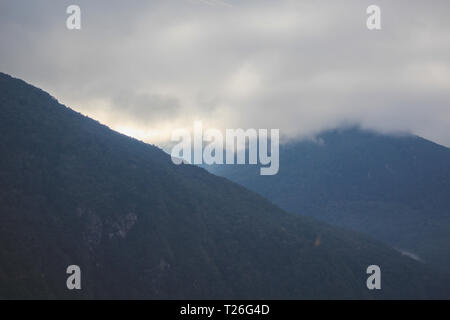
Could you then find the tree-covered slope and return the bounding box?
[0,72,448,299]
[207,128,450,273]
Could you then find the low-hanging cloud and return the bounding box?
[1,0,449,146]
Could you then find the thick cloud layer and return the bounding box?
[1,0,449,146]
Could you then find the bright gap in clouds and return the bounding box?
[0,0,449,147]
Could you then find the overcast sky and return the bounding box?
[1,0,450,147]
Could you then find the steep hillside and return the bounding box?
[207,128,450,273]
[0,73,448,299]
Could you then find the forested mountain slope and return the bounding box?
[207,128,450,273]
[0,72,448,299]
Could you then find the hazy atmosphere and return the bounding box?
[1,0,450,146]
[1,0,450,301]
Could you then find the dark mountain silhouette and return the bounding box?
[0,72,449,299]
[207,128,450,273]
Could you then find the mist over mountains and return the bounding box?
[206,128,450,273]
[1,72,449,299]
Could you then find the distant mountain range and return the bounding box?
[206,128,450,273]
[0,72,449,299]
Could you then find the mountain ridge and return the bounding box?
[0,72,449,299]
[206,126,450,273]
